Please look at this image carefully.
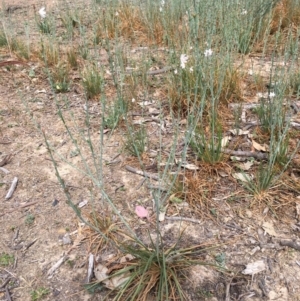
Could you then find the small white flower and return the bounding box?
[189,46,193,50]
[38,7,46,19]
[180,54,188,69]
[257,92,263,98]
[132,98,136,103]
[204,49,213,57]
[174,69,178,74]
[248,69,253,75]
[161,0,165,6]
[189,67,193,73]
[115,11,119,16]
[269,92,276,98]
[241,9,247,15]
[159,6,163,12]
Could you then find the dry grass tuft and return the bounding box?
[83,212,122,254]
[169,65,244,117]
[95,3,187,46]
[178,167,229,216]
[66,48,79,69]
[218,68,244,104]
[247,187,295,214]
[270,0,300,34]
[95,5,151,44]
[38,41,60,66]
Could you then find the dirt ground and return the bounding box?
[1,1,300,301]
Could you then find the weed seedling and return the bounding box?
[30,287,50,301]
[25,214,35,226]
[0,253,14,266]
[0,31,8,47]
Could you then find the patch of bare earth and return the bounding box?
[1,1,300,301]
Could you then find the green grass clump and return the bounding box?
[25,214,35,226]
[50,64,71,93]
[190,119,224,164]
[102,240,212,301]
[30,287,50,301]
[0,253,14,266]
[103,97,128,129]
[82,67,103,99]
[0,31,8,47]
[124,126,147,157]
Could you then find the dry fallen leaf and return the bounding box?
[252,139,267,152]
[133,117,152,125]
[221,136,230,148]
[230,156,246,162]
[94,263,109,282]
[158,211,166,222]
[218,170,228,177]
[78,200,88,208]
[175,158,199,170]
[181,163,199,170]
[105,272,130,290]
[269,287,289,301]
[262,221,278,237]
[148,108,160,115]
[232,172,252,182]
[120,254,135,264]
[138,100,155,106]
[229,129,249,136]
[242,260,266,275]
[241,109,247,123]
[94,263,130,290]
[237,161,254,171]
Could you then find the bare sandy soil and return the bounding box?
[1,1,300,301]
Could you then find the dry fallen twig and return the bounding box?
[222,149,268,160]
[0,140,12,144]
[0,200,39,217]
[0,278,11,289]
[280,239,300,251]
[0,167,9,174]
[86,253,94,284]
[5,287,12,301]
[0,60,28,67]
[125,165,159,181]
[165,216,202,224]
[5,177,18,200]
[47,254,68,278]
[124,66,173,76]
[0,154,12,167]
[23,238,38,251]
